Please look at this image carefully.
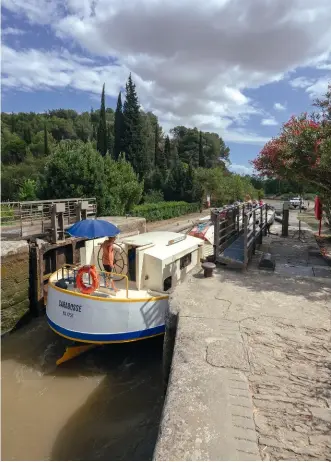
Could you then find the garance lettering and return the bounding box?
[59,300,82,312]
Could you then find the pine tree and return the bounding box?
[122,74,146,176]
[96,83,108,156]
[44,123,49,155]
[113,91,124,160]
[198,131,205,167]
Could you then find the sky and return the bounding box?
[1,0,331,174]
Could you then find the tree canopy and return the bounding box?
[1,74,261,212]
[252,83,331,223]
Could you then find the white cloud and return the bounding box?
[290,75,330,98]
[2,0,331,144]
[273,102,286,111]
[2,0,63,24]
[290,76,314,89]
[229,164,254,175]
[261,117,278,126]
[2,27,26,35]
[1,45,128,97]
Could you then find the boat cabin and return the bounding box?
[82,231,204,294]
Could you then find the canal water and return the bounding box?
[1,317,164,461]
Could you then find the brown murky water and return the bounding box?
[1,316,164,461]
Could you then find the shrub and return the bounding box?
[0,205,15,224]
[132,201,200,221]
[143,190,164,204]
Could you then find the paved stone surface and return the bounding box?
[154,213,331,461]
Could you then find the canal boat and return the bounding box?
[46,231,204,364]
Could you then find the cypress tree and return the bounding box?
[198,131,205,167]
[122,74,146,176]
[164,135,171,168]
[154,123,159,167]
[23,127,32,144]
[44,123,49,155]
[184,162,195,202]
[113,91,124,160]
[96,83,108,156]
[11,113,16,133]
[107,124,113,156]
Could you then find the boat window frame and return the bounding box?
[180,252,192,270]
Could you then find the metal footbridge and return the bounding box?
[211,203,275,269]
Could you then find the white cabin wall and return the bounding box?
[135,244,155,290]
[80,238,106,266]
[161,248,200,290]
[143,255,163,291]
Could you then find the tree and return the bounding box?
[104,154,144,215]
[107,124,113,156]
[1,128,27,164]
[44,123,49,156]
[1,151,47,201]
[75,112,93,142]
[19,179,37,201]
[96,84,108,156]
[252,83,331,223]
[198,131,205,167]
[183,162,195,202]
[23,126,32,145]
[122,74,146,176]
[164,135,171,168]
[113,92,124,160]
[154,122,159,167]
[39,140,143,216]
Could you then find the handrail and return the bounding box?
[53,264,129,299]
[100,270,129,299]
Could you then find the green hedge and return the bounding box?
[132,201,200,221]
[0,205,15,224]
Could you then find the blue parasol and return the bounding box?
[67,219,120,239]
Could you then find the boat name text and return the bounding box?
[59,300,82,312]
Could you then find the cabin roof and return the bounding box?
[121,231,203,260]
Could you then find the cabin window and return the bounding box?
[180,253,192,270]
[163,276,172,291]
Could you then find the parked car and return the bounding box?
[289,197,302,208]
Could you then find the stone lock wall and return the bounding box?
[1,241,30,334]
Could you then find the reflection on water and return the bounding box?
[1,317,164,461]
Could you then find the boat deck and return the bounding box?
[49,269,167,300]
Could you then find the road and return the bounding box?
[147,209,211,232]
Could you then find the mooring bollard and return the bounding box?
[201,261,216,278]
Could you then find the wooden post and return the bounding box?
[214,212,220,261]
[29,245,44,316]
[252,210,256,254]
[259,206,263,244]
[68,200,71,225]
[264,204,268,236]
[19,202,23,238]
[243,214,248,267]
[51,204,57,243]
[282,202,289,237]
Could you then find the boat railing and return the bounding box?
[54,264,129,298]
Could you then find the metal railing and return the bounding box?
[0,198,97,236]
[53,264,129,298]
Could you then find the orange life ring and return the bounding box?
[76,265,99,294]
